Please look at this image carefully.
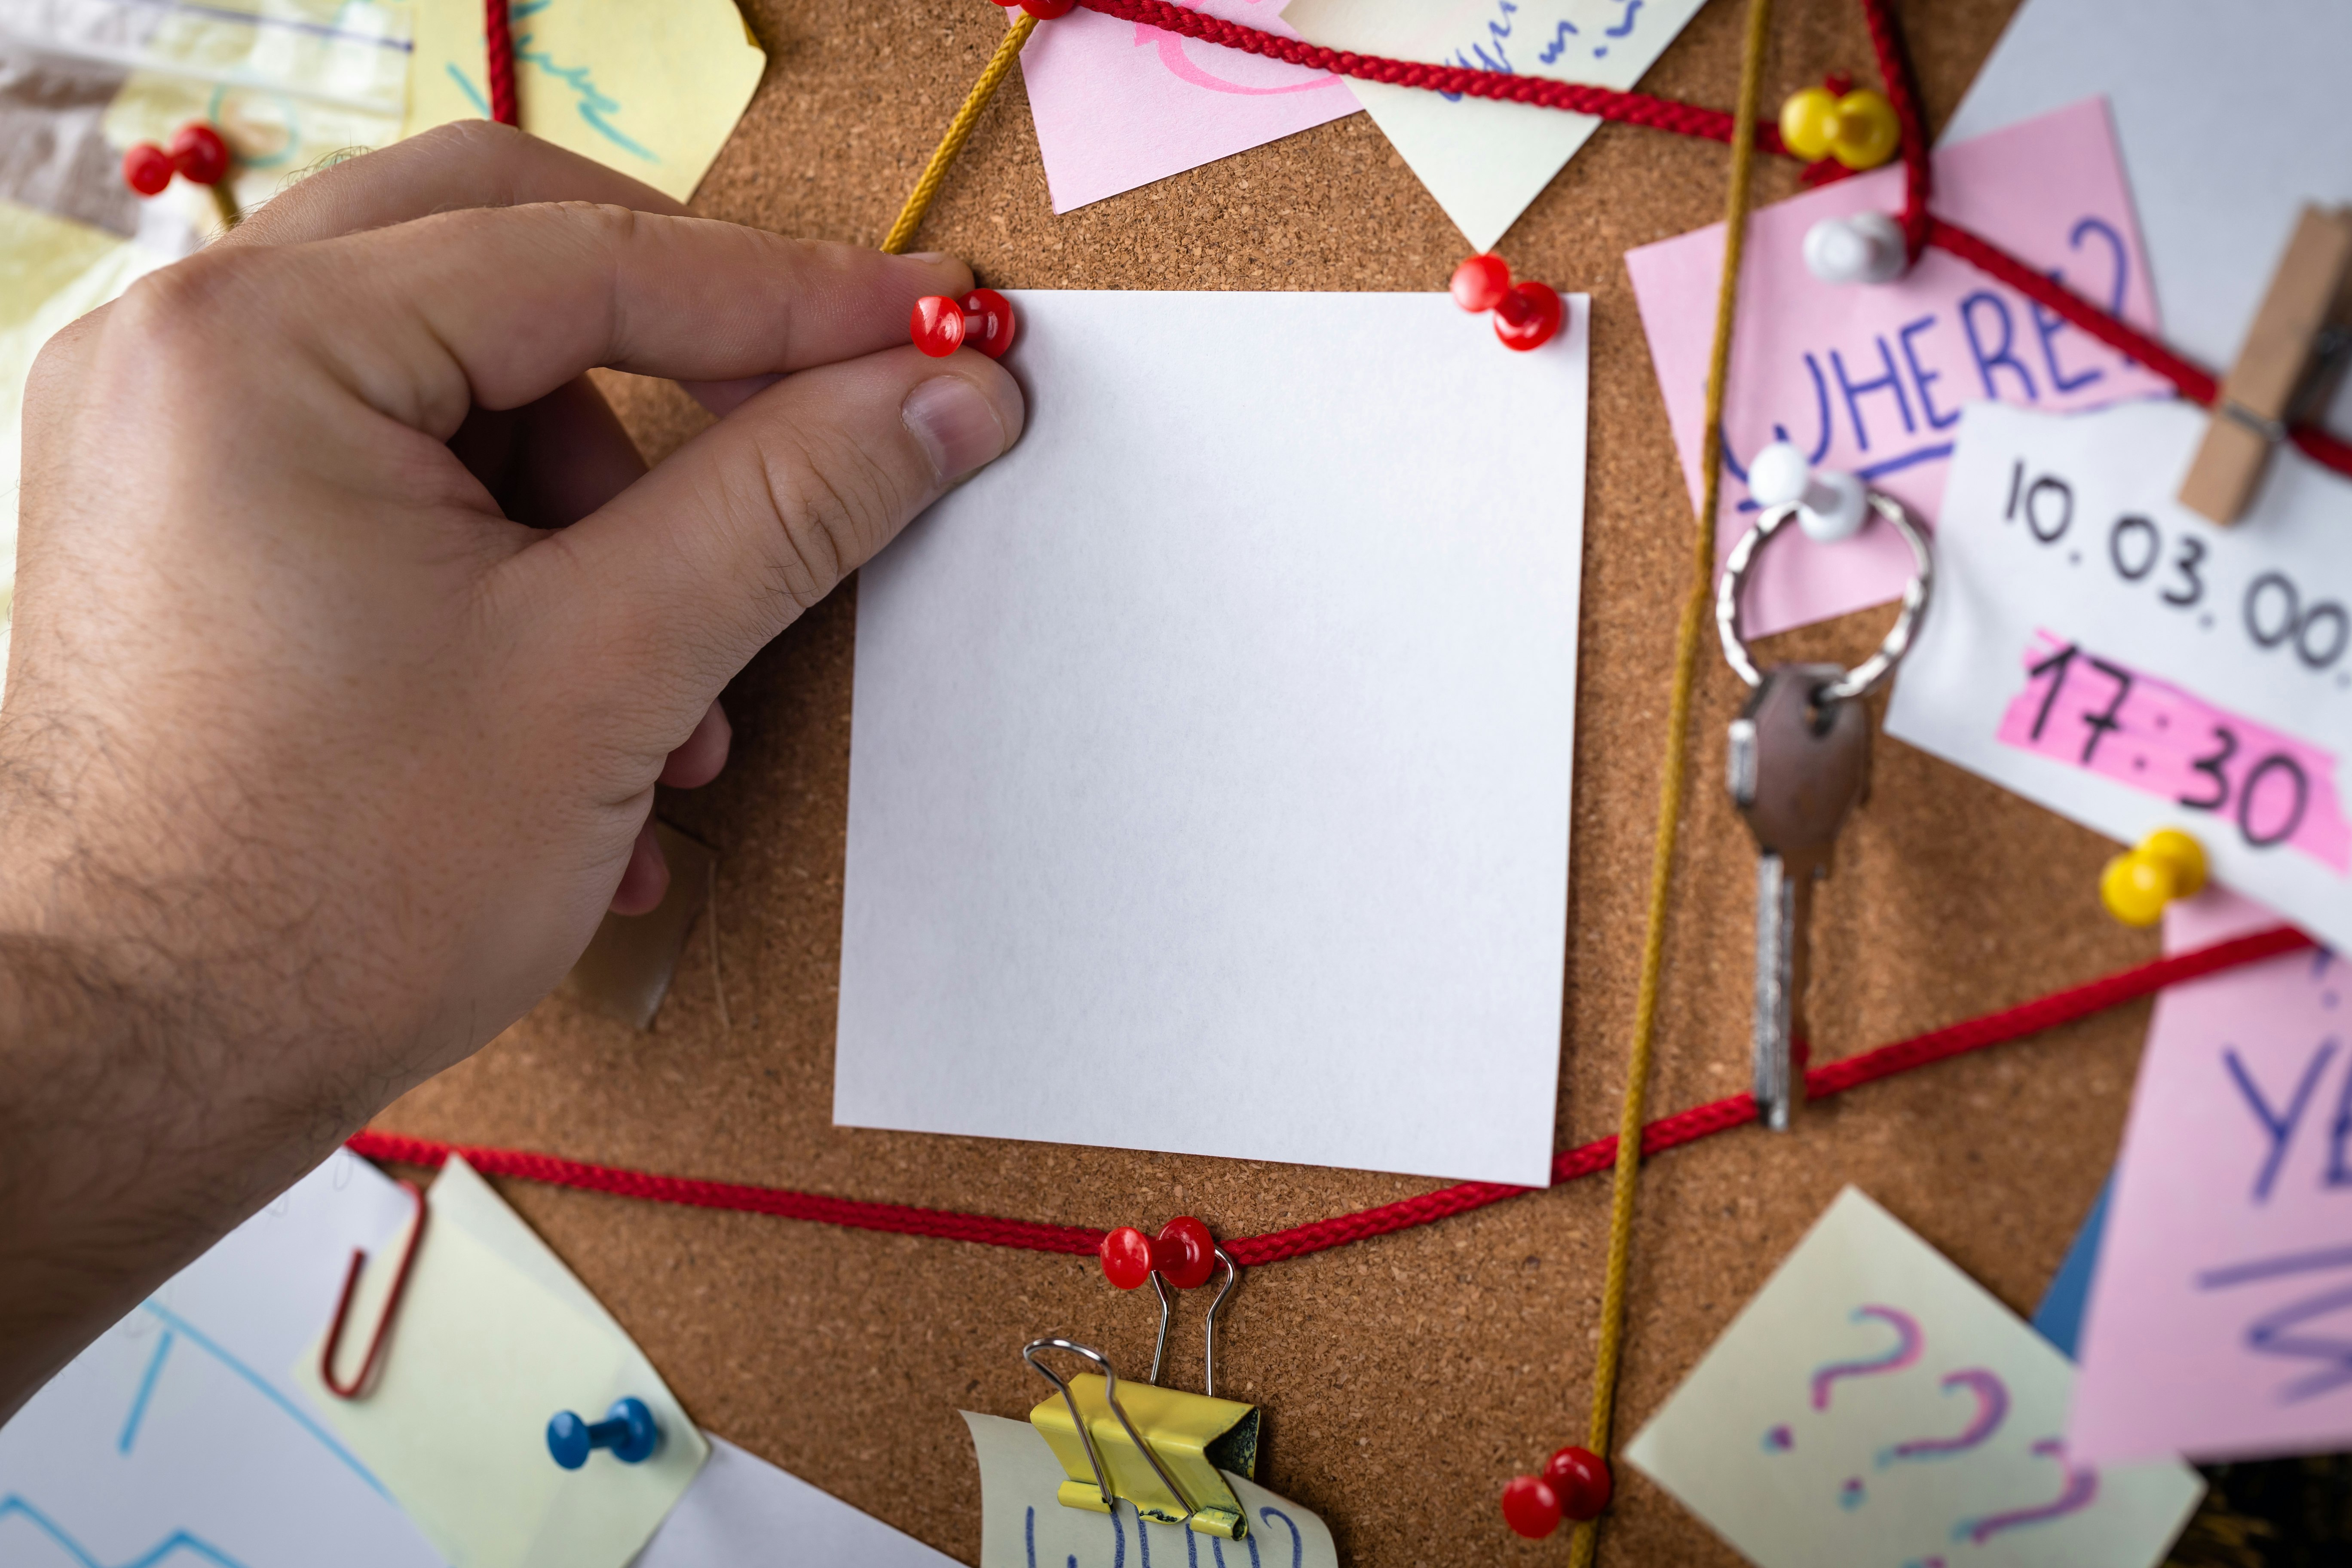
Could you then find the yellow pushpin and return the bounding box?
[2098,828,2209,928]
[1779,86,1901,171]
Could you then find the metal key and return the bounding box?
[1729,664,1872,1132]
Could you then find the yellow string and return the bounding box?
[881,12,1038,254]
[1568,1,1773,1563]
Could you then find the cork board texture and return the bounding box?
[367,1,2186,1563]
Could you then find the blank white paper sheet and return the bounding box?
[834,291,1588,1186]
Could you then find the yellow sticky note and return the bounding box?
[297,1155,707,1568]
[401,0,765,203]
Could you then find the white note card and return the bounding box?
[1884,400,2352,952]
[1624,1188,2203,1568]
[961,1411,1337,1568]
[836,291,1589,1186]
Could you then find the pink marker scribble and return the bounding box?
[1810,1305,1923,1409]
[1997,631,2352,873]
[1877,1369,2010,1466]
[1952,1439,2099,1543]
[1135,23,1341,95]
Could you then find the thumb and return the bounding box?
[520,345,1023,704]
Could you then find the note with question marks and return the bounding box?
[962,1412,1337,1568]
[1282,0,1706,252]
[1014,0,1357,214]
[1626,98,2169,637]
[1883,398,2352,957]
[2068,889,2352,1465]
[1623,1188,2203,1568]
[298,1155,708,1568]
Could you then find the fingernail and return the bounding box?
[903,375,1009,484]
[906,250,952,264]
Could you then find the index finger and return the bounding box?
[184,200,971,435]
[223,120,690,249]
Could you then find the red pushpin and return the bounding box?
[122,122,238,226]
[910,288,1018,359]
[1499,1446,1612,1537]
[1098,1216,1218,1291]
[988,0,1076,15]
[1448,253,1564,352]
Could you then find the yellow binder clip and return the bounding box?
[1023,1246,1258,1539]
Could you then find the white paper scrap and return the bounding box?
[1282,0,1707,251]
[962,1410,1336,1568]
[1623,1188,2203,1568]
[835,290,1589,1187]
[639,1435,956,1567]
[1883,400,2352,954]
[0,1151,444,1568]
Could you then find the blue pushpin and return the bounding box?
[546,1397,662,1470]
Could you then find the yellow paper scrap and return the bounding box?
[297,1155,708,1568]
[400,0,765,203]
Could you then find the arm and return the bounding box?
[0,124,1024,1417]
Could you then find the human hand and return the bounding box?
[0,124,1025,1412]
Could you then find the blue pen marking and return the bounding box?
[116,1328,176,1455]
[1534,21,1578,65]
[447,63,491,116]
[512,38,658,162]
[1258,1507,1305,1568]
[0,1496,248,1568]
[135,1300,389,1498]
[2225,1041,2337,1202]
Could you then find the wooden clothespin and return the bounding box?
[2179,205,2352,524]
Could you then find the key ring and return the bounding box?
[1715,491,1933,703]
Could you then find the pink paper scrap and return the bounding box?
[1014,0,1357,214]
[2070,887,2352,1465]
[1625,97,2172,638]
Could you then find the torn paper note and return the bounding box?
[2069,888,2352,1464]
[1625,97,2170,637]
[834,290,1588,1187]
[1623,1187,2204,1568]
[1282,0,1706,251]
[0,1151,443,1568]
[1883,398,2352,956]
[299,1155,707,1568]
[401,0,764,204]
[962,1411,1335,1568]
[1015,0,1355,213]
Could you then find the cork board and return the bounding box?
[369,1,2186,1562]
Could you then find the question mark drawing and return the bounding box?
[1950,1439,2099,1544]
[1810,1305,1924,1409]
[1875,1369,2009,1468]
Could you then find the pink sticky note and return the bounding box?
[1015,0,1357,213]
[1996,631,2352,874]
[1625,98,2171,637]
[2070,888,2352,1464]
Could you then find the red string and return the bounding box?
[1073,0,1788,154]
[1072,0,2352,485]
[348,924,2311,1269]
[484,0,519,128]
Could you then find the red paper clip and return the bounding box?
[318,1178,428,1399]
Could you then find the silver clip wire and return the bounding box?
[1021,1338,1198,1531]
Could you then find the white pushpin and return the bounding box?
[1802,210,1908,285]
[1748,441,1871,543]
